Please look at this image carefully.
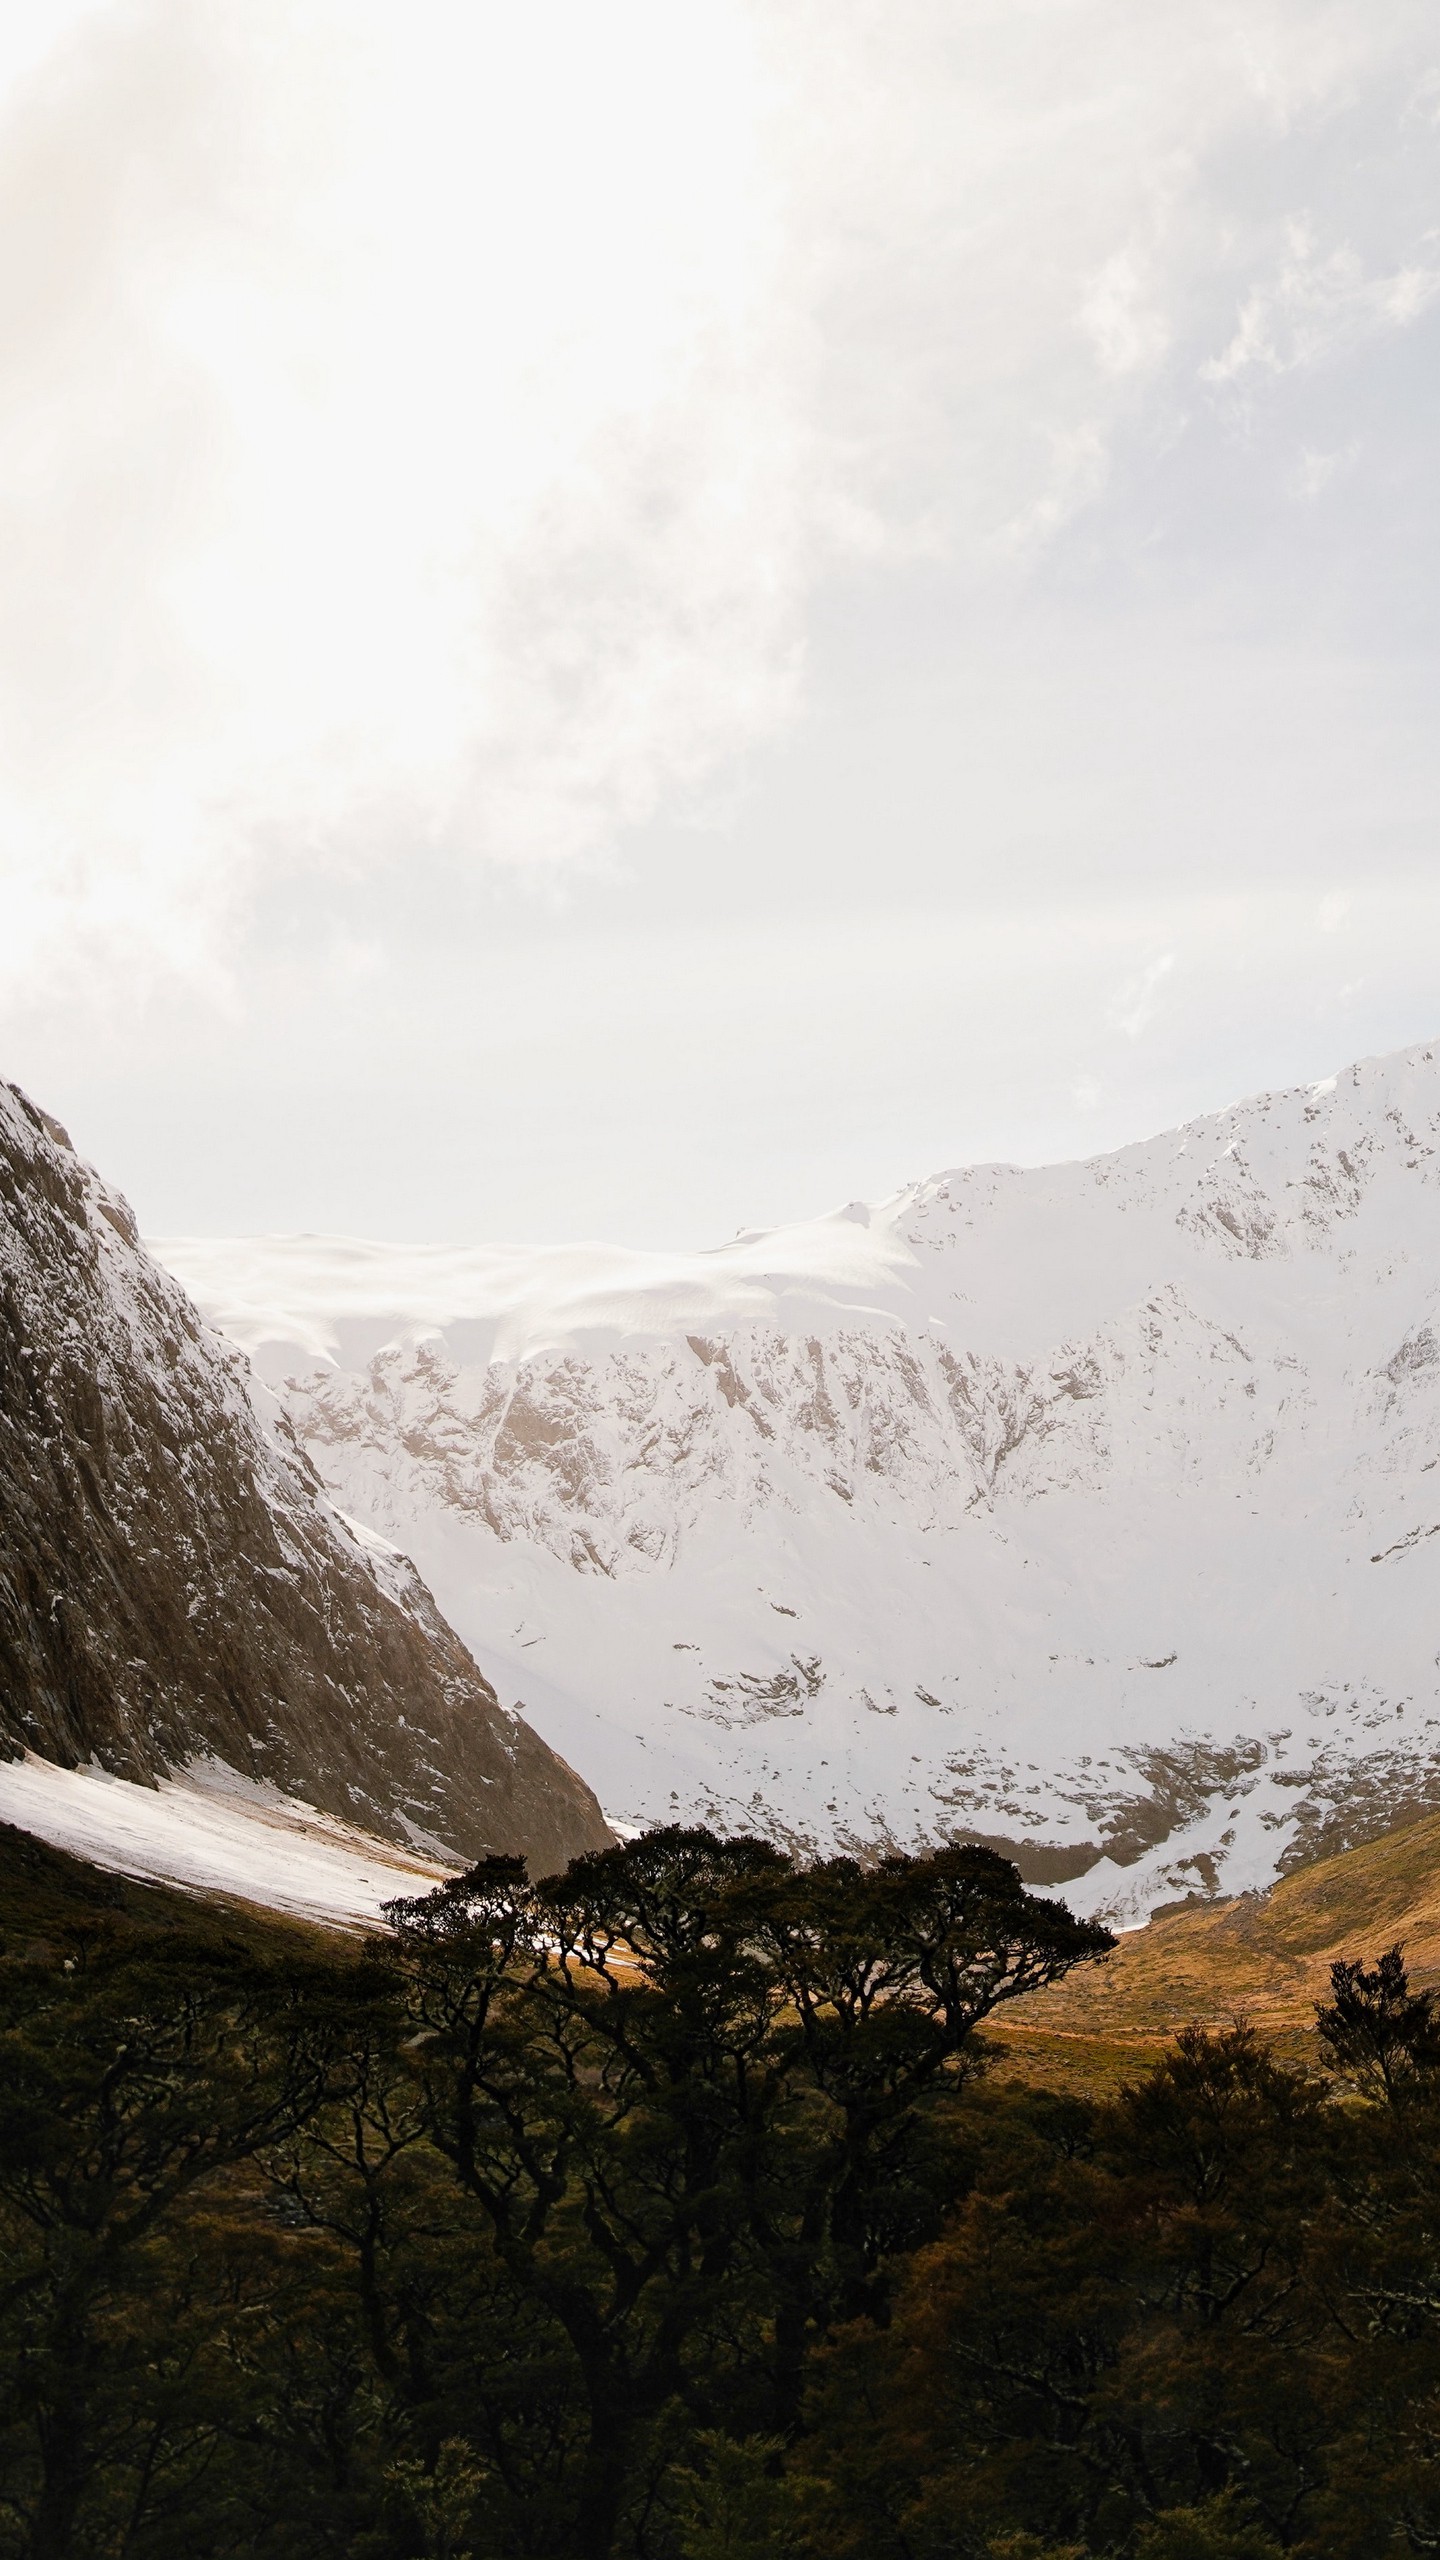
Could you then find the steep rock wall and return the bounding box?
[0,1083,610,1878]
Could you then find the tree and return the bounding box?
[382,1828,1113,2560]
[1316,1944,1440,2108]
[0,1921,347,2557]
[787,2028,1334,2558]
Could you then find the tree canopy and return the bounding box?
[5,1824,1440,2557]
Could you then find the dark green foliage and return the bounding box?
[12,1827,1440,2557]
[1315,1941,1440,2105]
[375,1830,1109,2557]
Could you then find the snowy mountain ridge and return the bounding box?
[157,1040,1440,1925]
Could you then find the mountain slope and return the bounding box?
[988,1802,1440,2092]
[0,1082,610,1878]
[157,1039,1440,1921]
[0,1817,345,1960]
[0,1757,455,1930]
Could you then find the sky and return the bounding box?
[0,0,1438,1245]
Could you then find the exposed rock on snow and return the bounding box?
[157,1041,1440,1923]
[0,1083,610,1878]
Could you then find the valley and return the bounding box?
[159,1038,1440,1922]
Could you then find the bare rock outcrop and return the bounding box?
[0,1082,610,1878]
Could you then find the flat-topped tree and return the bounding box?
[382,1826,1112,2560]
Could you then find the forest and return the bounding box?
[3,1820,1440,2560]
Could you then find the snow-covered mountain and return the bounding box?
[158,1041,1440,1925]
[0,1081,610,1884]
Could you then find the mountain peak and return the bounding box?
[154,1037,1440,1923]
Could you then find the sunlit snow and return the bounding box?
[0,1754,454,1930]
[157,1039,1440,1922]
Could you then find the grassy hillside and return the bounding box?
[990,1808,1440,2090]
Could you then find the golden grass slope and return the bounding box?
[992,1809,1440,2094]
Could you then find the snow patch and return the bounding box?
[0,1753,456,1930]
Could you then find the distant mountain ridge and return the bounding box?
[158,1039,1440,1924]
[0,1082,609,1878]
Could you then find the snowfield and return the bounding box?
[0,1754,454,1929]
[157,1040,1440,1924]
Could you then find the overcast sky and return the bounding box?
[1,0,1438,1245]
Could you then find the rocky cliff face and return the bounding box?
[158,1040,1440,1925]
[0,1082,610,1878]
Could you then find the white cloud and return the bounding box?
[1202,219,1440,388]
[1079,252,1173,379]
[0,0,820,985]
[1290,444,1356,499]
[0,0,1436,1000]
[0,2,106,100]
[1109,953,1176,1041]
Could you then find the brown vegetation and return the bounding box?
[988,1807,1440,2090]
